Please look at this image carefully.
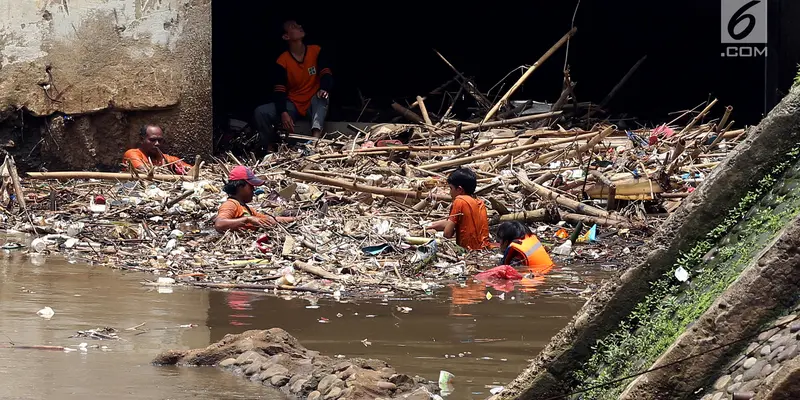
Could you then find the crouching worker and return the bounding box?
[123,124,192,175]
[427,168,490,250]
[214,166,296,233]
[497,221,554,272]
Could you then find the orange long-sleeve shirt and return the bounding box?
[122,148,192,174]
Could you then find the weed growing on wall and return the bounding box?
[571,147,800,399]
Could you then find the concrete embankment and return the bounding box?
[495,87,800,400]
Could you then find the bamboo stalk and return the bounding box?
[561,213,635,229]
[286,170,451,201]
[391,102,425,124]
[416,96,433,125]
[461,112,562,133]
[27,171,195,182]
[420,132,597,172]
[538,126,615,164]
[6,156,26,212]
[482,27,577,123]
[492,209,556,225]
[190,282,332,294]
[717,106,733,133]
[514,169,622,221]
[293,261,343,281]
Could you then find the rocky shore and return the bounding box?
[153,328,440,399]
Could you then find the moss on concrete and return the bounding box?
[572,147,800,399]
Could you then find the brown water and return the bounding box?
[0,240,614,400]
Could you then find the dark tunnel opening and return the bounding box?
[211,0,799,152]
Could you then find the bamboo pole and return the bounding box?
[286,170,451,201]
[420,132,597,172]
[27,171,195,182]
[416,96,433,126]
[514,169,624,221]
[482,27,577,123]
[293,261,343,281]
[461,111,562,133]
[492,209,556,225]
[190,282,331,294]
[561,213,635,229]
[537,126,615,164]
[6,156,26,212]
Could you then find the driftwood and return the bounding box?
[293,261,343,281]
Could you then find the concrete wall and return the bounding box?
[0,0,211,169]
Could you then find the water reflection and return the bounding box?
[205,263,610,399]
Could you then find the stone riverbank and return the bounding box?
[153,328,440,400]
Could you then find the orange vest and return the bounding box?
[277,45,322,116]
[503,234,554,271]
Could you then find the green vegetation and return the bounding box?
[794,64,800,88]
[571,147,800,399]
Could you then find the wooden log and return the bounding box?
[660,192,691,198]
[286,170,451,201]
[6,156,26,212]
[482,27,577,123]
[293,261,343,281]
[27,171,195,182]
[460,112,562,133]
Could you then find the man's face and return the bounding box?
[282,20,305,41]
[242,183,255,203]
[141,127,164,157]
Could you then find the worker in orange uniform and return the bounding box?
[122,124,192,175]
[426,168,491,250]
[214,166,296,233]
[496,221,554,273]
[254,20,333,153]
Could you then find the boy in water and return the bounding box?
[427,168,490,250]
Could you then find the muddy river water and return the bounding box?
[0,240,613,400]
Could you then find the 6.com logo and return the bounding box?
[721,0,767,57]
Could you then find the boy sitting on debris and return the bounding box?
[427,168,490,250]
[214,166,296,233]
[496,221,554,271]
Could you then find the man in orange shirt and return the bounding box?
[254,20,333,153]
[427,168,491,250]
[122,124,192,175]
[214,166,296,233]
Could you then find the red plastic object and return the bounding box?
[376,140,403,147]
[254,234,269,253]
[94,195,106,205]
[475,265,524,281]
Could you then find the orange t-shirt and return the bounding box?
[448,195,490,250]
[276,45,322,116]
[215,199,269,230]
[122,148,192,173]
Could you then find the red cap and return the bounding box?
[228,166,265,186]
